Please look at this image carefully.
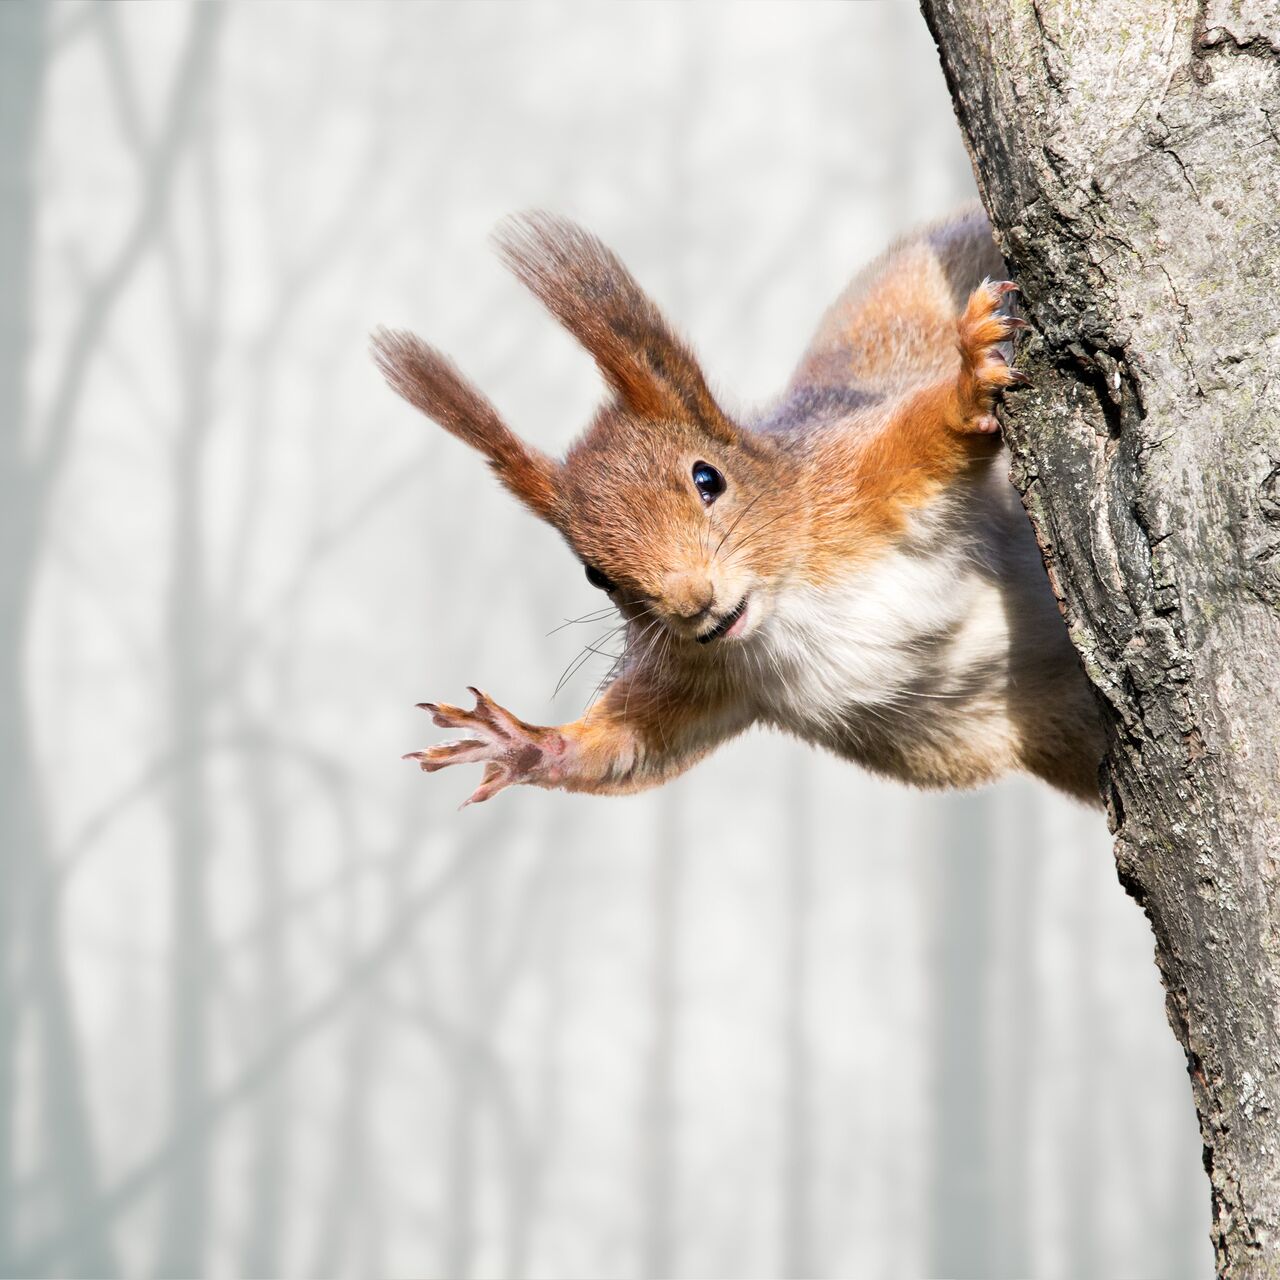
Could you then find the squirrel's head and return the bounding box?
[372,213,797,645]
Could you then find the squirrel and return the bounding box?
[373,206,1105,808]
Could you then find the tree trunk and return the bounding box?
[0,7,47,1265]
[157,85,223,1277]
[920,2,1280,1273]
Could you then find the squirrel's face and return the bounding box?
[557,410,794,645]
[372,212,798,648]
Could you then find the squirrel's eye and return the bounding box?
[692,460,726,505]
[585,564,615,593]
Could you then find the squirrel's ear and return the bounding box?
[494,212,738,445]
[372,328,561,525]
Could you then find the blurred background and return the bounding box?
[1,3,1210,1277]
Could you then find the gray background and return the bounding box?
[2,3,1210,1276]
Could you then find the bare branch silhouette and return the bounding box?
[31,3,222,508]
[11,834,491,1276]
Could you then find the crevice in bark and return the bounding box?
[1197,27,1280,65]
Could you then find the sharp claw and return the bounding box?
[425,700,470,729]
[465,688,500,729]
[416,701,438,713]
[460,762,509,807]
[403,750,447,774]
[464,687,532,740]
[957,283,1032,424]
[464,687,500,730]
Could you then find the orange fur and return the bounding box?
[792,243,959,393]
[494,212,737,442]
[370,329,560,522]
[785,278,1018,584]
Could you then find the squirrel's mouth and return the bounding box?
[696,596,748,645]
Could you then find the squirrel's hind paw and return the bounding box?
[953,279,1029,434]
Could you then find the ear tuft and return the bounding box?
[371,327,560,524]
[493,212,737,442]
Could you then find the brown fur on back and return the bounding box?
[787,203,1004,398]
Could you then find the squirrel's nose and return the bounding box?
[665,572,715,621]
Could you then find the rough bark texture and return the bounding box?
[920,2,1280,1274]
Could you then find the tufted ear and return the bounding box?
[372,328,561,525]
[494,212,738,445]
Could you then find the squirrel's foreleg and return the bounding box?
[406,673,746,806]
[869,278,1027,488]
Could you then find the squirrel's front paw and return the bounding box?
[404,687,567,807]
[954,279,1029,434]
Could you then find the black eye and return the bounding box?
[692,460,726,505]
[584,564,615,593]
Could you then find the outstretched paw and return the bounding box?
[403,687,567,807]
[954,279,1029,434]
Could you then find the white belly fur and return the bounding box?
[744,463,1079,786]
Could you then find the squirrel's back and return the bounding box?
[763,205,1003,436]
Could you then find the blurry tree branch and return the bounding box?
[44,730,363,913]
[0,6,221,1274]
[209,446,432,696]
[922,2,1280,1272]
[219,91,391,610]
[10,832,493,1276]
[47,4,97,57]
[32,3,222,507]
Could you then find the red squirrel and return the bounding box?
[373,207,1105,807]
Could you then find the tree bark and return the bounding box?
[920,2,1280,1273]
